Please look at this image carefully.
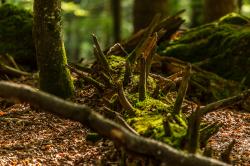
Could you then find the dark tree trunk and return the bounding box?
[33,0,74,98]
[133,0,168,33]
[204,0,238,23]
[111,0,121,42]
[190,0,204,27]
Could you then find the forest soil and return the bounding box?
[0,75,249,165]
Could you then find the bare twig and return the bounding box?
[66,64,105,91]
[103,107,139,135]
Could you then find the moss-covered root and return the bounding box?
[173,64,192,115]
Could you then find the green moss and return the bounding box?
[93,54,222,151]
[108,55,126,70]
[127,114,164,136]
[219,13,249,25]
[135,97,171,114]
[162,13,250,88]
[0,4,35,69]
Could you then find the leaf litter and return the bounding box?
[0,75,249,165]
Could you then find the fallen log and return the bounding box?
[0,81,228,166]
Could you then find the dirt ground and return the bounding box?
[0,75,249,165]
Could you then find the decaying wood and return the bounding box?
[173,64,191,115]
[0,81,229,166]
[66,64,105,91]
[106,11,184,56]
[103,107,139,135]
[185,107,201,153]
[92,34,113,75]
[117,82,135,115]
[200,89,250,115]
[220,139,236,164]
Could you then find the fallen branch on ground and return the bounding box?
[0,81,228,166]
[0,62,31,77]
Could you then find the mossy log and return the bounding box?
[162,13,250,86]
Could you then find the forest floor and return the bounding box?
[0,75,249,166]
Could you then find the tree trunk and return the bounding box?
[111,0,121,42]
[33,0,74,98]
[133,0,168,33]
[238,0,243,14]
[190,0,204,27]
[204,0,238,23]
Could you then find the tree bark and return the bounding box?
[33,0,74,98]
[190,0,204,27]
[133,0,168,33]
[0,81,229,166]
[111,0,121,42]
[204,0,238,23]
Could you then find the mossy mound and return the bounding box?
[91,54,220,151]
[0,4,36,69]
[162,13,250,86]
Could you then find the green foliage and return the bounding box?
[62,1,88,17]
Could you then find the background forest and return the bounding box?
[3,0,250,62]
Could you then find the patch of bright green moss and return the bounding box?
[125,95,189,148]
[135,97,171,114]
[127,114,164,136]
[219,13,249,25]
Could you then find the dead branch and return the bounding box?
[173,64,192,115]
[0,81,229,166]
[0,62,31,77]
[200,89,250,115]
[103,107,139,135]
[117,82,135,115]
[66,64,105,91]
